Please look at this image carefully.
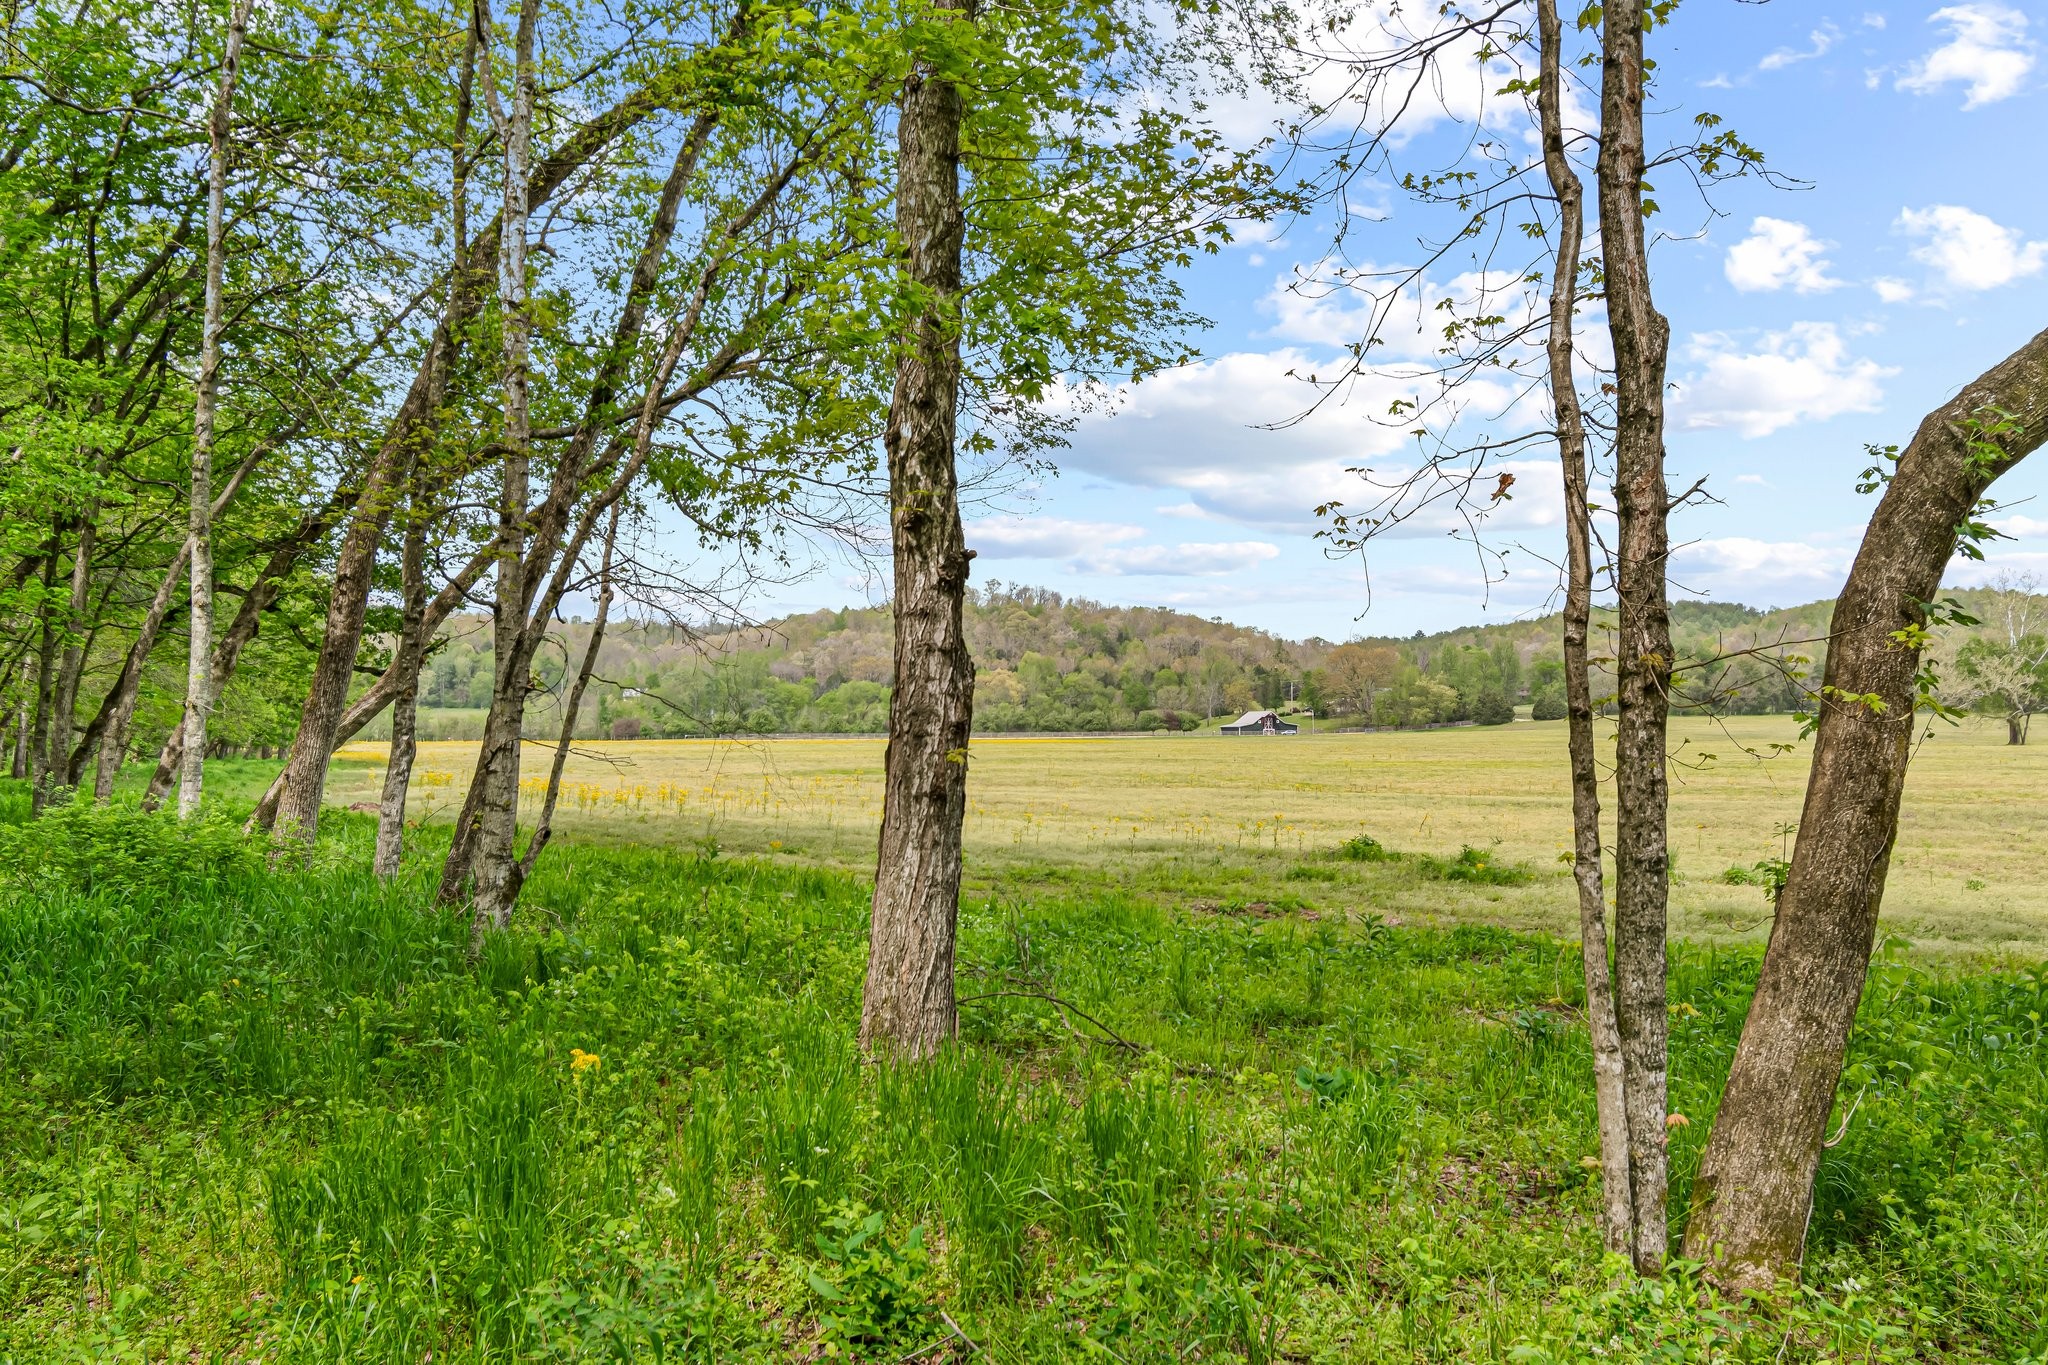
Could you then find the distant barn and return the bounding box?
[1219,709,1298,736]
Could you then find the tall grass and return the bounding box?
[0,791,2042,1360]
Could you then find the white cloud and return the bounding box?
[1863,12,1888,29]
[1155,503,1211,520]
[1675,323,1896,438]
[1760,22,1842,70]
[1074,541,1282,577]
[967,516,1144,559]
[1897,204,2048,290]
[1733,473,1772,487]
[1994,513,2048,538]
[1723,217,1842,293]
[1872,276,1916,303]
[1896,4,2034,108]
[1671,537,1851,603]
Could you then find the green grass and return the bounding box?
[0,792,2044,1361]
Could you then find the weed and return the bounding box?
[806,1202,935,1357]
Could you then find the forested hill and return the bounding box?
[385,586,1875,741]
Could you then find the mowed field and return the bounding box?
[330,715,2048,953]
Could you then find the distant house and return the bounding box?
[1220,709,1298,736]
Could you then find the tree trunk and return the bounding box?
[455,0,542,928]
[2007,712,2025,745]
[246,535,497,830]
[373,493,431,876]
[28,543,61,813]
[51,508,98,786]
[87,540,193,801]
[1538,0,1634,1260]
[145,538,299,811]
[445,92,720,920]
[9,660,27,780]
[1684,325,2048,1290]
[860,0,975,1058]
[178,0,253,818]
[1598,0,1673,1274]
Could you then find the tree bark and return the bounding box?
[28,541,60,813]
[860,0,975,1059]
[373,490,431,875]
[1597,0,1673,1274]
[9,658,27,780]
[179,0,255,818]
[1538,0,1634,1261]
[1684,326,2048,1290]
[455,0,542,924]
[51,506,98,786]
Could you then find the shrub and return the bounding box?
[1338,833,1396,862]
[0,800,258,896]
[1530,687,1567,721]
[1471,689,1516,726]
[806,1203,935,1357]
[610,715,643,740]
[1421,845,1533,886]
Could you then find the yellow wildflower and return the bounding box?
[569,1048,601,1074]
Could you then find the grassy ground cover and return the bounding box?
[326,715,2048,953]
[1,793,2043,1361]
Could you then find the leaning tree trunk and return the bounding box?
[28,541,60,813]
[859,0,975,1059]
[1684,325,2048,1290]
[51,505,97,786]
[1538,0,1635,1260]
[457,0,543,928]
[179,0,254,819]
[373,495,431,876]
[1597,0,1674,1274]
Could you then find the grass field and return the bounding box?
[329,715,2048,954]
[2,803,2043,1362]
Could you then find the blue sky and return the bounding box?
[801,3,2048,641]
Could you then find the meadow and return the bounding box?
[1,719,2044,1362]
[332,715,2048,954]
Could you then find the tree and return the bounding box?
[178,0,257,817]
[1536,0,1631,1258]
[1949,572,2048,743]
[856,0,1278,1050]
[860,0,976,1057]
[1685,329,2048,1290]
[1596,0,1678,1275]
[1322,642,1398,717]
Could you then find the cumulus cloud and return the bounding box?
[1897,204,2048,290]
[967,516,1145,560]
[1896,4,2035,107]
[1671,537,1851,603]
[1760,21,1842,70]
[1674,323,1895,438]
[1872,276,1916,303]
[1046,345,1553,536]
[1074,541,1282,577]
[1723,218,1842,293]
